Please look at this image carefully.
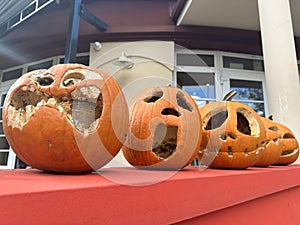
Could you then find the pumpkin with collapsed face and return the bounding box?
[273,122,299,165]
[253,116,283,167]
[122,86,202,170]
[2,64,128,173]
[197,91,267,169]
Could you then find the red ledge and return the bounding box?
[1,165,300,225]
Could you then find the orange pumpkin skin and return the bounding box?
[122,86,202,170]
[273,122,299,165]
[198,101,266,169]
[253,117,283,167]
[2,64,128,173]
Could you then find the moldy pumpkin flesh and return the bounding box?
[2,64,129,173]
[122,86,202,170]
[198,101,267,169]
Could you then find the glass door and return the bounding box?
[221,71,268,116]
[0,93,16,169]
[175,51,220,108]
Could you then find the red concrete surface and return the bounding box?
[1,165,300,225]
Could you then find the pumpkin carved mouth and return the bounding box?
[280,133,299,156]
[152,124,178,159]
[282,149,299,156]
[7,85,103,136]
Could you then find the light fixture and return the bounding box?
[113,52,134,69]
[93,41,102,51]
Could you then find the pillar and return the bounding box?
[258,0,300,163]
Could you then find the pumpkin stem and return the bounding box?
[223,90,237,101]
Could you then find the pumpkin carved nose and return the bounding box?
[161,108,180,117]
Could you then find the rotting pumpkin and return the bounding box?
[272,120,299,165]
[2,64,129,174]
[122,86,202,170]
[253,116,283,167]
[197,90,267,169]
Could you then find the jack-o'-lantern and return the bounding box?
[253,116,283,167]
[273,121,299,165]
[198,90,266,169]
[2,64,128,173]
[122,86,202,170]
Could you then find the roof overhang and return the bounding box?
[175,0,300,37]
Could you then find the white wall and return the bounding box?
[89,41,175,167]
[90,41,174,104]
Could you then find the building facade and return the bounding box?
[0,0,299,168]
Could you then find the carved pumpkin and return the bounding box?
[197,91,266,169]
[2,64,128,173]
[122,86,202,170]
[253,116,283,167]
[273,121,299,165]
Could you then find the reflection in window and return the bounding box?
[0,122,3,135]
[230,79,264,101]
[2,68,23,81]
[15,157,28,169]
[177,54,214,67]
[0,152,9,165]
[230,79,265,116]
[223,56,264,71]
[59,55,90,65]
[177,72,215,107]
[27,60,53,72]
[242,102,265,117]
[0,137,9,149]
[1,94,7,106]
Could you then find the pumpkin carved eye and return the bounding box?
[176,91,193,112]
[204,111,228,130]
[31,71,55,87]
[144,88,163,103]
[62,72,84,87]
[236,108,260,136]
[283,133,295,139]
[237,112,251,135]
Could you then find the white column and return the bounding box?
[258,0,300,163]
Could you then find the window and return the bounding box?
[1,68,23,81]
[223,56,264,71]
[175,51,267,112]
[176,51,267,167]
[0,152,9,166]
[0,93,12,168]
[59,54,90,65]
[27,60,54,72]
[177,54,214,67]
[230,79,265,116]
[177,72,215,108]
[22,2,36,19]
